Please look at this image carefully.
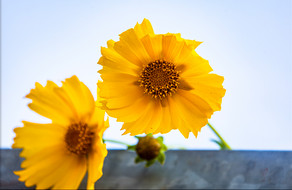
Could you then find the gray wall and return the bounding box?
[1,149,292,189]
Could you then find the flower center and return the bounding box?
[138,60,180,99]
[65,123,94,155]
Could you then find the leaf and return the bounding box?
[160,144,168,152]
[127,145,136,151]
[211,139,229,150]
[156,136,164,144]
[145,159,156,167]
[135,156,144,164]
[157,152,165,165]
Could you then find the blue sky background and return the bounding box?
[1,0,291,150]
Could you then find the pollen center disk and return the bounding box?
[65,123,94,155]
[138,60,180,99]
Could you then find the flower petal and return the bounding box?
[167,97,189,138]
[173,91,211,137]
[87,135,108,189]
[26,81,75,126]
[26,76,96,125]
[162,34,185,63]
[34,153,84,189]
[153,101,173,134]
[14,145,86,190]
[141,34,163,60]
[99,46,140,75]
[144,101,163,134]
[13,122,66,158]
[121,98,155,135]
[134,18,155,38]
[114,28,151,67]
[106,95,151,123]
[177,89,214,118]
[52,155,87,189]
[60,76,95,123]
[185,74,226,111]
[98,80,140,99]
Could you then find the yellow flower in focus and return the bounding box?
[98,19,226,138]
[12,76,109,189]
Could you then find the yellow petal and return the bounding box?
[114,28,151,67]
[14,146,74,188]
[52,155,87,189]
[13,122,66,158]
[103,87,143,109]
[153,101,172,134]
[141,34,163,60]
[33,153,79,189]
[134,18,155,39]
[99,46,140,75]
[25,76,96,125]
[98,80,140,99]
[177,89,214,118]
[26,81,75,126]
[100,72,138,83]
[121,98,155,135]
[168,33,202,49]
[185,39,202,49]
[176,52,212,78]
[162,34,185,63]
[144,101,163,134]
[87,106,106,128]
[60,76,95,123]
[167,97,189,138]
[107,39,115,48]
[87,137,107,189]
[185,74,226,111]
[173,91,210,137]
[106,95,151,123]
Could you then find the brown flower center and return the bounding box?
[138,60,180,99]
[65,123,94,155]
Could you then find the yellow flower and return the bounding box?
[12,76,109,190]
[97,19,226,138]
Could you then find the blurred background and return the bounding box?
[1,0,291,150]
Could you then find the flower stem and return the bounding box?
[103,139,130,147]
[207,122,232,150]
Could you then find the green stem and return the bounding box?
[103,139,130,147]
[207,122,232,150]
[167,146,187,150]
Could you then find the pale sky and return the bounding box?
[1,0,292,150]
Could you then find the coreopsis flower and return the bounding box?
[98,19,226,138]
[13,76,108,189]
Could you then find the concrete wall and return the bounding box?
[1,149,292,189]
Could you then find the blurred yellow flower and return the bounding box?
[13,76,108,189]
[98,19,225,138]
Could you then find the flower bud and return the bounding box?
[135,135,161,160]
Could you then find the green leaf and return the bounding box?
[145,159,156,167]
[127,145,136,151]
[160,144,168,152]
[134,156,144,164]
[211,139,229,150]
[156,136,164,143]
[157,152,166,165]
